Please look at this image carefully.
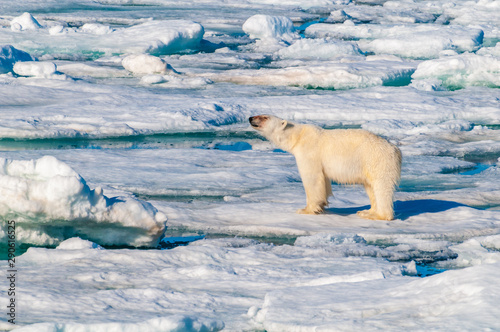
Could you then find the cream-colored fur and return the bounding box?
[249,115,402,220]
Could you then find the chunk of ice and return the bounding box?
[0,156,166,247]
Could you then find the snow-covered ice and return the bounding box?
[305,23,484,59]
[256,261,500,331]
[1,16,205,58]
[10,12,42,32]
[2,233,500,331]
[13,61,58,78]
[276,38,362,60]
[0,0,500,330]
[412,53,500,89]
[200,57,416,89]
[122,54,175,75]
[243,15,297,42]
[0,156,166,247]
[0,45,34,74]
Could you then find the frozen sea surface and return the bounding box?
[0,0,500,330]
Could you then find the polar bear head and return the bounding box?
[249,114,287,133]
[249,115,295,151]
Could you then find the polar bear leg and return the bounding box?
[296,161,330,215]
[373,182,395,220]
[358,181,394,220]
[357,183,377,219]
[325,176,333,200]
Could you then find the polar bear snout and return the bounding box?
[249,115,269,129]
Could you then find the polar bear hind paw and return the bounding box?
[357,209,393,221]
[297,206,324,215]
[356,209,374,219]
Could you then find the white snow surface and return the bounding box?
[2,234,500,331]
[0,0,500,330]
[257,261,500,331]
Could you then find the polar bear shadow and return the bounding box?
[324,205,371,217]
[325,199,468,220]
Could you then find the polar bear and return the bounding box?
[249,115,402,220]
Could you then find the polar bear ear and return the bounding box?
[281,120,288,130]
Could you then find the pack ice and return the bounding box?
[0,0,499,331]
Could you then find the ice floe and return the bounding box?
[201,57,416,89]
[0,76,499,139]
[275,38,362,60]
[1,15,205,58]
[55,61,130,78]
[254,261,500,331]
[79,23,115,35]
[328,2,437,24]
[3,233,500,330]
[412,53,500,89]
[0,156,166,247]
[56,237,104,250]
[306,23,484,59]
[0,235,409,331]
